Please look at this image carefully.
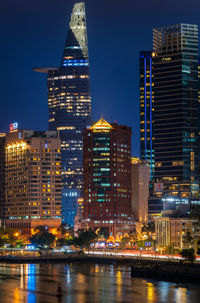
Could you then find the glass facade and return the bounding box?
[140,51,155,180]
[35,2,92,224]
[62,188,81,226]
[153,23,200,199]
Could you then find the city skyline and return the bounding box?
[1,1,200,300]
[1,0,200,156]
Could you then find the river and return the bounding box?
[0,263,199,303]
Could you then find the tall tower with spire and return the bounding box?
[34,2,92,225]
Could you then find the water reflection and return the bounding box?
[13,287,20,303]
[147,282,156,302]
[0,263,200,303]
[175,287,187,303]
[27,264,36,303]
[158,281,170,302]
[116,270,122,299]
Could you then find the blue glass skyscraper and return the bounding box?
[153,24,200,199]
[35,2,92,225]
[140,51,154,180]
[140,24,200,216]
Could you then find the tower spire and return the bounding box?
[61,2,88,66]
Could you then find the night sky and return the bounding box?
[0,0,200,156]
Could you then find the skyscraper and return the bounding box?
[153,24,200,199]
[34,2,92,225]
[140,51,155,180]
[82,117,134,237]
[0,133,6,226]
[5,128,62,235]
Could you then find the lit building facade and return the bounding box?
[74,198,84,233]
[155,216,200,249]
[5,129,62,235]
[153,23,200,200]
[34,2,92,224]
[82,117,134,237]
[62,189,81,226]
[131,158,150,223]
[140,51,155,180]
[0,133,6,226]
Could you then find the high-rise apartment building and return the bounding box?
[131,158,150,223]
[82,117,134,237]
[140,51,155,179]
[34,2,92,225]
[5,128,62,235]
[0,133,6,226]
[152,24,200,200]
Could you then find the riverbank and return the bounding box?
[0,254,200,283]
[130,261,200,283]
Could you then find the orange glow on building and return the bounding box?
[5,129,62,235]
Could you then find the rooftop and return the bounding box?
[90,117,112,130]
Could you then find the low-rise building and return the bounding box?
[155,216,200,249]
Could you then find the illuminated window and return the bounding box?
[172,161,184,166]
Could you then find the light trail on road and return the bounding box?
[86,250,200,262]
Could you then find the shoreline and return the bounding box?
[0,254,200,283]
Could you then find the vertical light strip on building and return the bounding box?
[144,57,147,159]
[140,51,154,180]
[150,57,153,179]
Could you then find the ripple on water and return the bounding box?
[0,263,199,303]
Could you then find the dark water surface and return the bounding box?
[0,262,200,303]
